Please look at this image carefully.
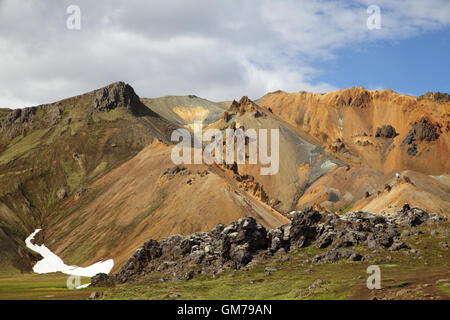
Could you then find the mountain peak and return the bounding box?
[90,81,141,112]
[228,96,259,115]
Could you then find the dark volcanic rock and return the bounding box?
[419,91,450,102]
[221,217,268,268]
[267,225,290,253]
[412,118,441,142]
[92,81,142,112]
[290,208,322,248]
[0,107,37,139]
[312,248,362,264]
[375,125,398,138]
[402,118,441,156]
[112,217,268,284]
[116,239,162,283]
[91,273,112,287]
[392,203,430,227]
[101,205,446,286]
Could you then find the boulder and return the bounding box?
[90,273,111,287]
[290,208,322,248]
[375,125,398,138]
[312,248,362,264]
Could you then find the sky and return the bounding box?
[0,0,449,108]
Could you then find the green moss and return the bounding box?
[0,128,50,165]
[437,280,450,296]
[0,273,91,300]
[340,205,353,214]
[88,161,108,181]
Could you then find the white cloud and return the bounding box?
[0,0,449,108]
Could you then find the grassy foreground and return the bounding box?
[0,272,91,300]
[1,224,449,300]
[100,224,449,300]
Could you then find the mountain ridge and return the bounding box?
[0,82,448,274]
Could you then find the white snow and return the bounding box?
[75,283,91,289]
[25,229,114,279]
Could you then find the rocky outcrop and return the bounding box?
[311,248,362,264]
[106,217,268,285]
[411,118,441,142]
[0,82,155,142]
[402,118,441,156]
[238,179,268,203]
[289,209,322,248]
[227,96,263,117]
[333,87,372,108]
[91,205,447,286]
[419,91,450,103]
[376,125,398,138]
[330,138,349,154]
[0,107,37,139]
[91,273,113,286]
[91,81,142,113]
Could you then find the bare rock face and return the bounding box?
[91,81,142,113]
[330,138,349,154]
[115,239,162,283]
[289,208,322,248]
[419,91,450,103]
[0,107,37,139]
[401,118,441,156]
[411,118,441,142]
[228,96,260,115]
[376,125,398,138]
[334,87,372,108]
[221,217,268,268]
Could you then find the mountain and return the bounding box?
[141,95,228,129]
[0,82,178,271]
[257,87,450,214]
[257,87,449,174]
[0,83,448,274]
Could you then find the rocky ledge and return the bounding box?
[91,204,447,286]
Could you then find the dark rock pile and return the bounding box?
[91,204,447,286]
[375,125,398,138]
[402,118,442,156]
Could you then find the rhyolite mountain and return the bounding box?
[0,82,448,273]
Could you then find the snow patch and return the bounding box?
[25,229,114,278]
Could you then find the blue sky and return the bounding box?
[0,0,449,108]
[319,28,450,95]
